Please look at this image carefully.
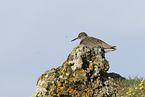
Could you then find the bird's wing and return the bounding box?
[80,37,101,47]
[88,37,113,48]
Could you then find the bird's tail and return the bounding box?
[104,46,116,53]
[111,46,116,50]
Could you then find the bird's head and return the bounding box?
[71,32,88,42]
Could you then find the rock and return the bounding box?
[106,72,126,81]
[30,45,123,97]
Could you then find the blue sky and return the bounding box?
[0,0,145,97]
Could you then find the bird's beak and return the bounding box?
[71,37,79,42]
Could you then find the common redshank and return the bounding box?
[71,32,116,53]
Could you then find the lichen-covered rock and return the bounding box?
[30,45,120,97]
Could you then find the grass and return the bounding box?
[116,76,145,97]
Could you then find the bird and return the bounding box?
[71,32,116,53]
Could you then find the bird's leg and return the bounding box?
[101,47,105,58]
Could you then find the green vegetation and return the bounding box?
[116,76,145,97]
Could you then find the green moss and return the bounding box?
[117,76,145,97]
